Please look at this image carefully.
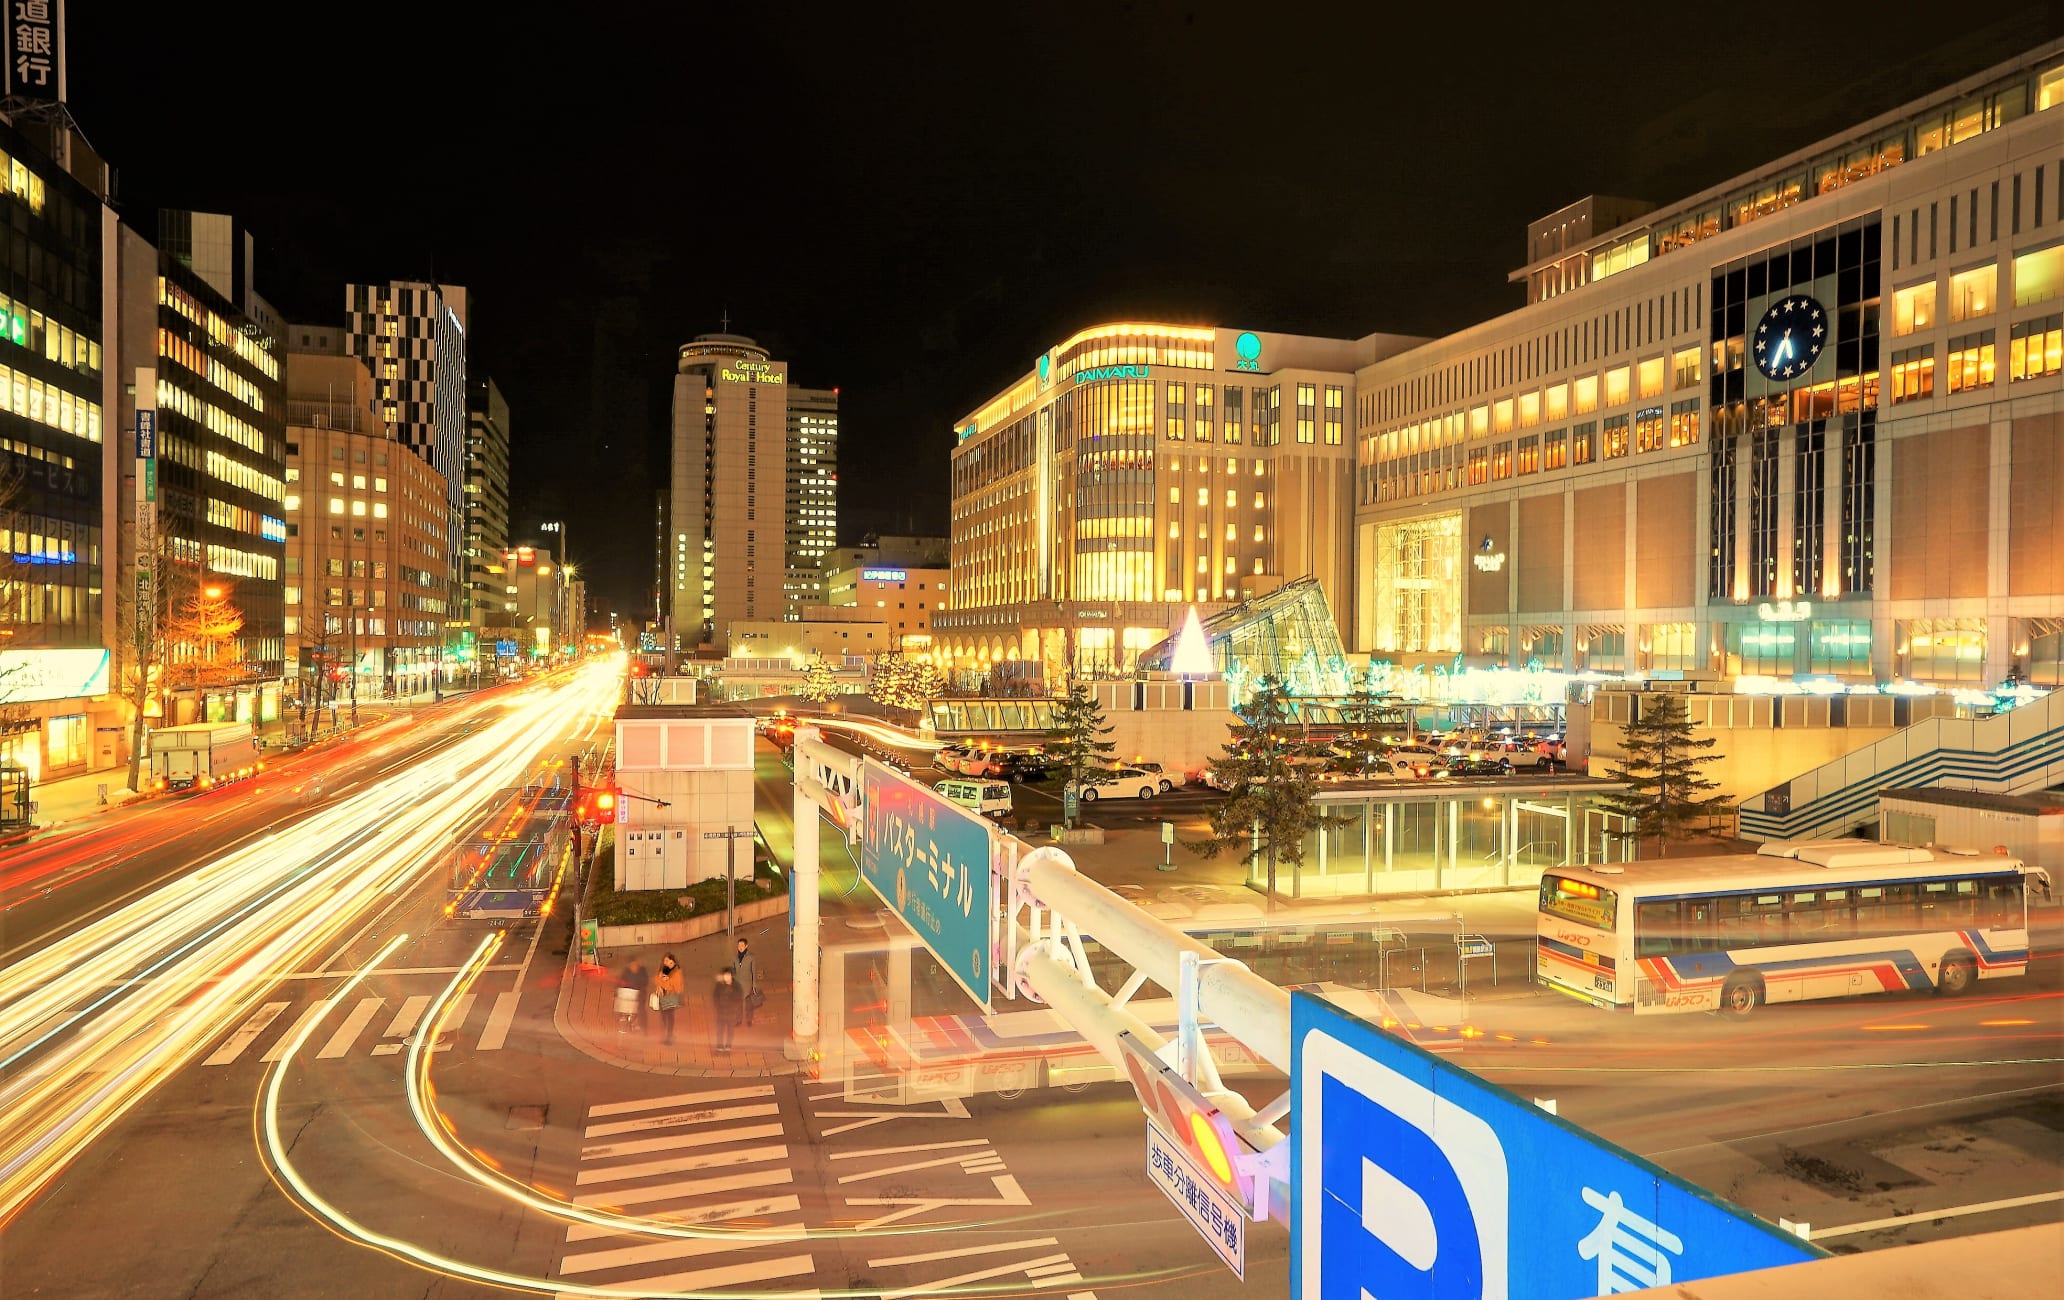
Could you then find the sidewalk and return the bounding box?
[557,910,809,1079]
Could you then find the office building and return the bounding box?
[502,539,570,663]
[345,279,467,673]
[666,333,788,646]
[280,347,449,702]
[1353,42,2064,689]
[0,116,109,783]
[465,377,511,633]
[115,210,287,727]
[938,323,1417,683]
[823,560,948,649]
[784,385,838,617]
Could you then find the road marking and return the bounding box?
[477,991,521,1051]
[581,1122,785,1162]
[574,1144,788,1186]
[1034,1273,1086,1288]
[204,1001,288,1065]
[584,1103,779,1140]
[558,1223,806,1273]
[318,997,385,1059]
[562,1195,801,1242]
[554,1254,816,1297]
[878,1252,1070,1300]
[827,1138,990,1160]
[1028,1262,1080,1278]
[1813,1190,2064,1239]
[424,993,474,1047]
[837,1146,1002,1183]
[587,1085,773,1118]
[383,994,431,1039]
[572,1168,793,1210]
[259,999,337,1062]
[867,1237,1059,1268]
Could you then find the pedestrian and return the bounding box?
[733,937,761,1026]
[617,956,648,1034]
[712,968,739,1053]
[653,953,684,1044]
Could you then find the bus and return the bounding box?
[1537,840,2047,1015]
[444,784,574,922]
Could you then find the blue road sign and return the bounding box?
[1291,991,1821,1300]
[858,761,994,1011]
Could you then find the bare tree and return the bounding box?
[162,571,245,724]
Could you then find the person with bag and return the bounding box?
[617,956,648,1034]
[733,938,762,1026]
[711,968,740,1054]
[652,953,684,1044]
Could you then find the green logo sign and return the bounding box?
[1234,331,1262,372]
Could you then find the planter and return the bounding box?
[592,893,787,948]
[1049,825,1105,846]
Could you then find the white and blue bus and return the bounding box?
[1537,841,2046,1015]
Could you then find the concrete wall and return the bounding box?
[1091,677,1235,777]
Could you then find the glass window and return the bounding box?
[1604,365,1631,406]
[1636,356,1665,399]
[1574,374,1599,414]
[2040,60,2064,112]
[2010,315,2063,381]
[1493,398,1513,434]
[1671,346,1701,388]
[1516,434,1540,475]
[1947,331,1996,392]
[1949,263,1997,321]
[1668,398,1700,447]
[1891,280,1936,335]
[1602,414,1630,459]
[1891,345,1936,402]
[1543,428,1567,470]
[1545,382,1568,421]
[1571,421,1595,465]
[1517,390,1540,427]
[1635,899,1681,956]
[1540,875,1617,929]
[2014,244,2064,307]
[1634,407,1665,453]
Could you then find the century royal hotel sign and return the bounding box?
[719,358,786,384]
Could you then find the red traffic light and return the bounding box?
[1117,1033,1253,1203]
[594,789,617,816]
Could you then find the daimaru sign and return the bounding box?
[1074,363,1153,385]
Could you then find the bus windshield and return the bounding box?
[1541,874,1617,930]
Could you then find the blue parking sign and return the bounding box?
[1292,991,1820,1300]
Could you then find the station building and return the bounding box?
[938,322,1418,685]
[1353,44,2064,690]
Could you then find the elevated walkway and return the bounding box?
[1739,690,2064,841]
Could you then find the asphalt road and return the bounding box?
[2,700,2054,1296]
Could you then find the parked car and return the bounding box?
[1106,760,1185,791]
[1078,767,1160,801]
[933,777,1014,818]
[1439,755,1515,778]
[1317,758,1402,785]
[1383,742,1442,763]
[996,751,1051,782]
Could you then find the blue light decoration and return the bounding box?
[1233,330,1262,371]
[261,515,287,542]
[11,548,75,564]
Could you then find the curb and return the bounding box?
[551,937,803,1080]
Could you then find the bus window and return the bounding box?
[1920,879,1977,927]
[1980,878,2024,928]
[1787,891,1835,939]
[1718,893,1785,947]
[1635,899,1682,956]
[1683,897,1718,951]
[1812,888,1855,939]
[1541,875,1618,930]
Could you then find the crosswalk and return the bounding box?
[201,990,524,1066]
[551,1086,817,1297]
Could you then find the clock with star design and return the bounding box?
[1753,294,1828,381]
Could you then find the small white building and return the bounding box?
[1878,786,2064,883]
[612,702,757,892]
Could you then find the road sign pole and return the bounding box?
[1160,819,1175,871]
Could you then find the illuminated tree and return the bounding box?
[1599,693,1731,856]
[1189,675,1332,904]
[1336,683,1392,775]
[797,657,839,705]
[163,574,245,723]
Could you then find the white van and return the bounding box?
[933,778,1014,819]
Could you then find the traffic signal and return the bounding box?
[1117,1032,1254,1208]
[593,788,617,820]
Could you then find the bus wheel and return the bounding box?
[1721,976,1762,1017]
[1937,953,1977,996]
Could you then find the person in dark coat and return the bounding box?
[733,938,759,1026]
[712,969,740,1053]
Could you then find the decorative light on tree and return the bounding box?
[1170,606,1214,676]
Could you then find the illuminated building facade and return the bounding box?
[784,385,838,618]
[941,323,1417,682]
[279,347,449,701]
[116,211,287,726]
[464,376,511,633]
[667,333,789,646]
[0,117,109,782]
[1355,43,2064,688]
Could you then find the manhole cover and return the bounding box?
[506,1104,548,1131]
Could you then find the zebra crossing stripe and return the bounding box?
[586,1085,774,1118]
[582,1103,779,1140]
[580,1121,785,1163]
[259,1000,337,1062]
[571,1168,794,1211]
[561,1195,802,1243]
[383,994,430,1039]
[318,997,385,1059]
[477,991,521,1051]
[552,1253,816,1297]
[574,1144,787,1186]
[204,1002,288,1066]
[557,1223,807,1274]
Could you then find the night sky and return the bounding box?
[68,3,2061,616]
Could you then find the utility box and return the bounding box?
[619,826,689,892]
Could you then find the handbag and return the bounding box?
[647,992,660,1011]
[747,989,766,1010]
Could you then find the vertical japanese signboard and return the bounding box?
[4,0,61,102]
[858,760,995,1011]
[1291,991,1821,1300]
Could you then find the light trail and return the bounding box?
[0,662,623,1226]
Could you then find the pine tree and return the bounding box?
[1336,683,1391,775]
[1599,693,1731,856]
[1189,675,1331,904]
[1046,682,1115,828]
